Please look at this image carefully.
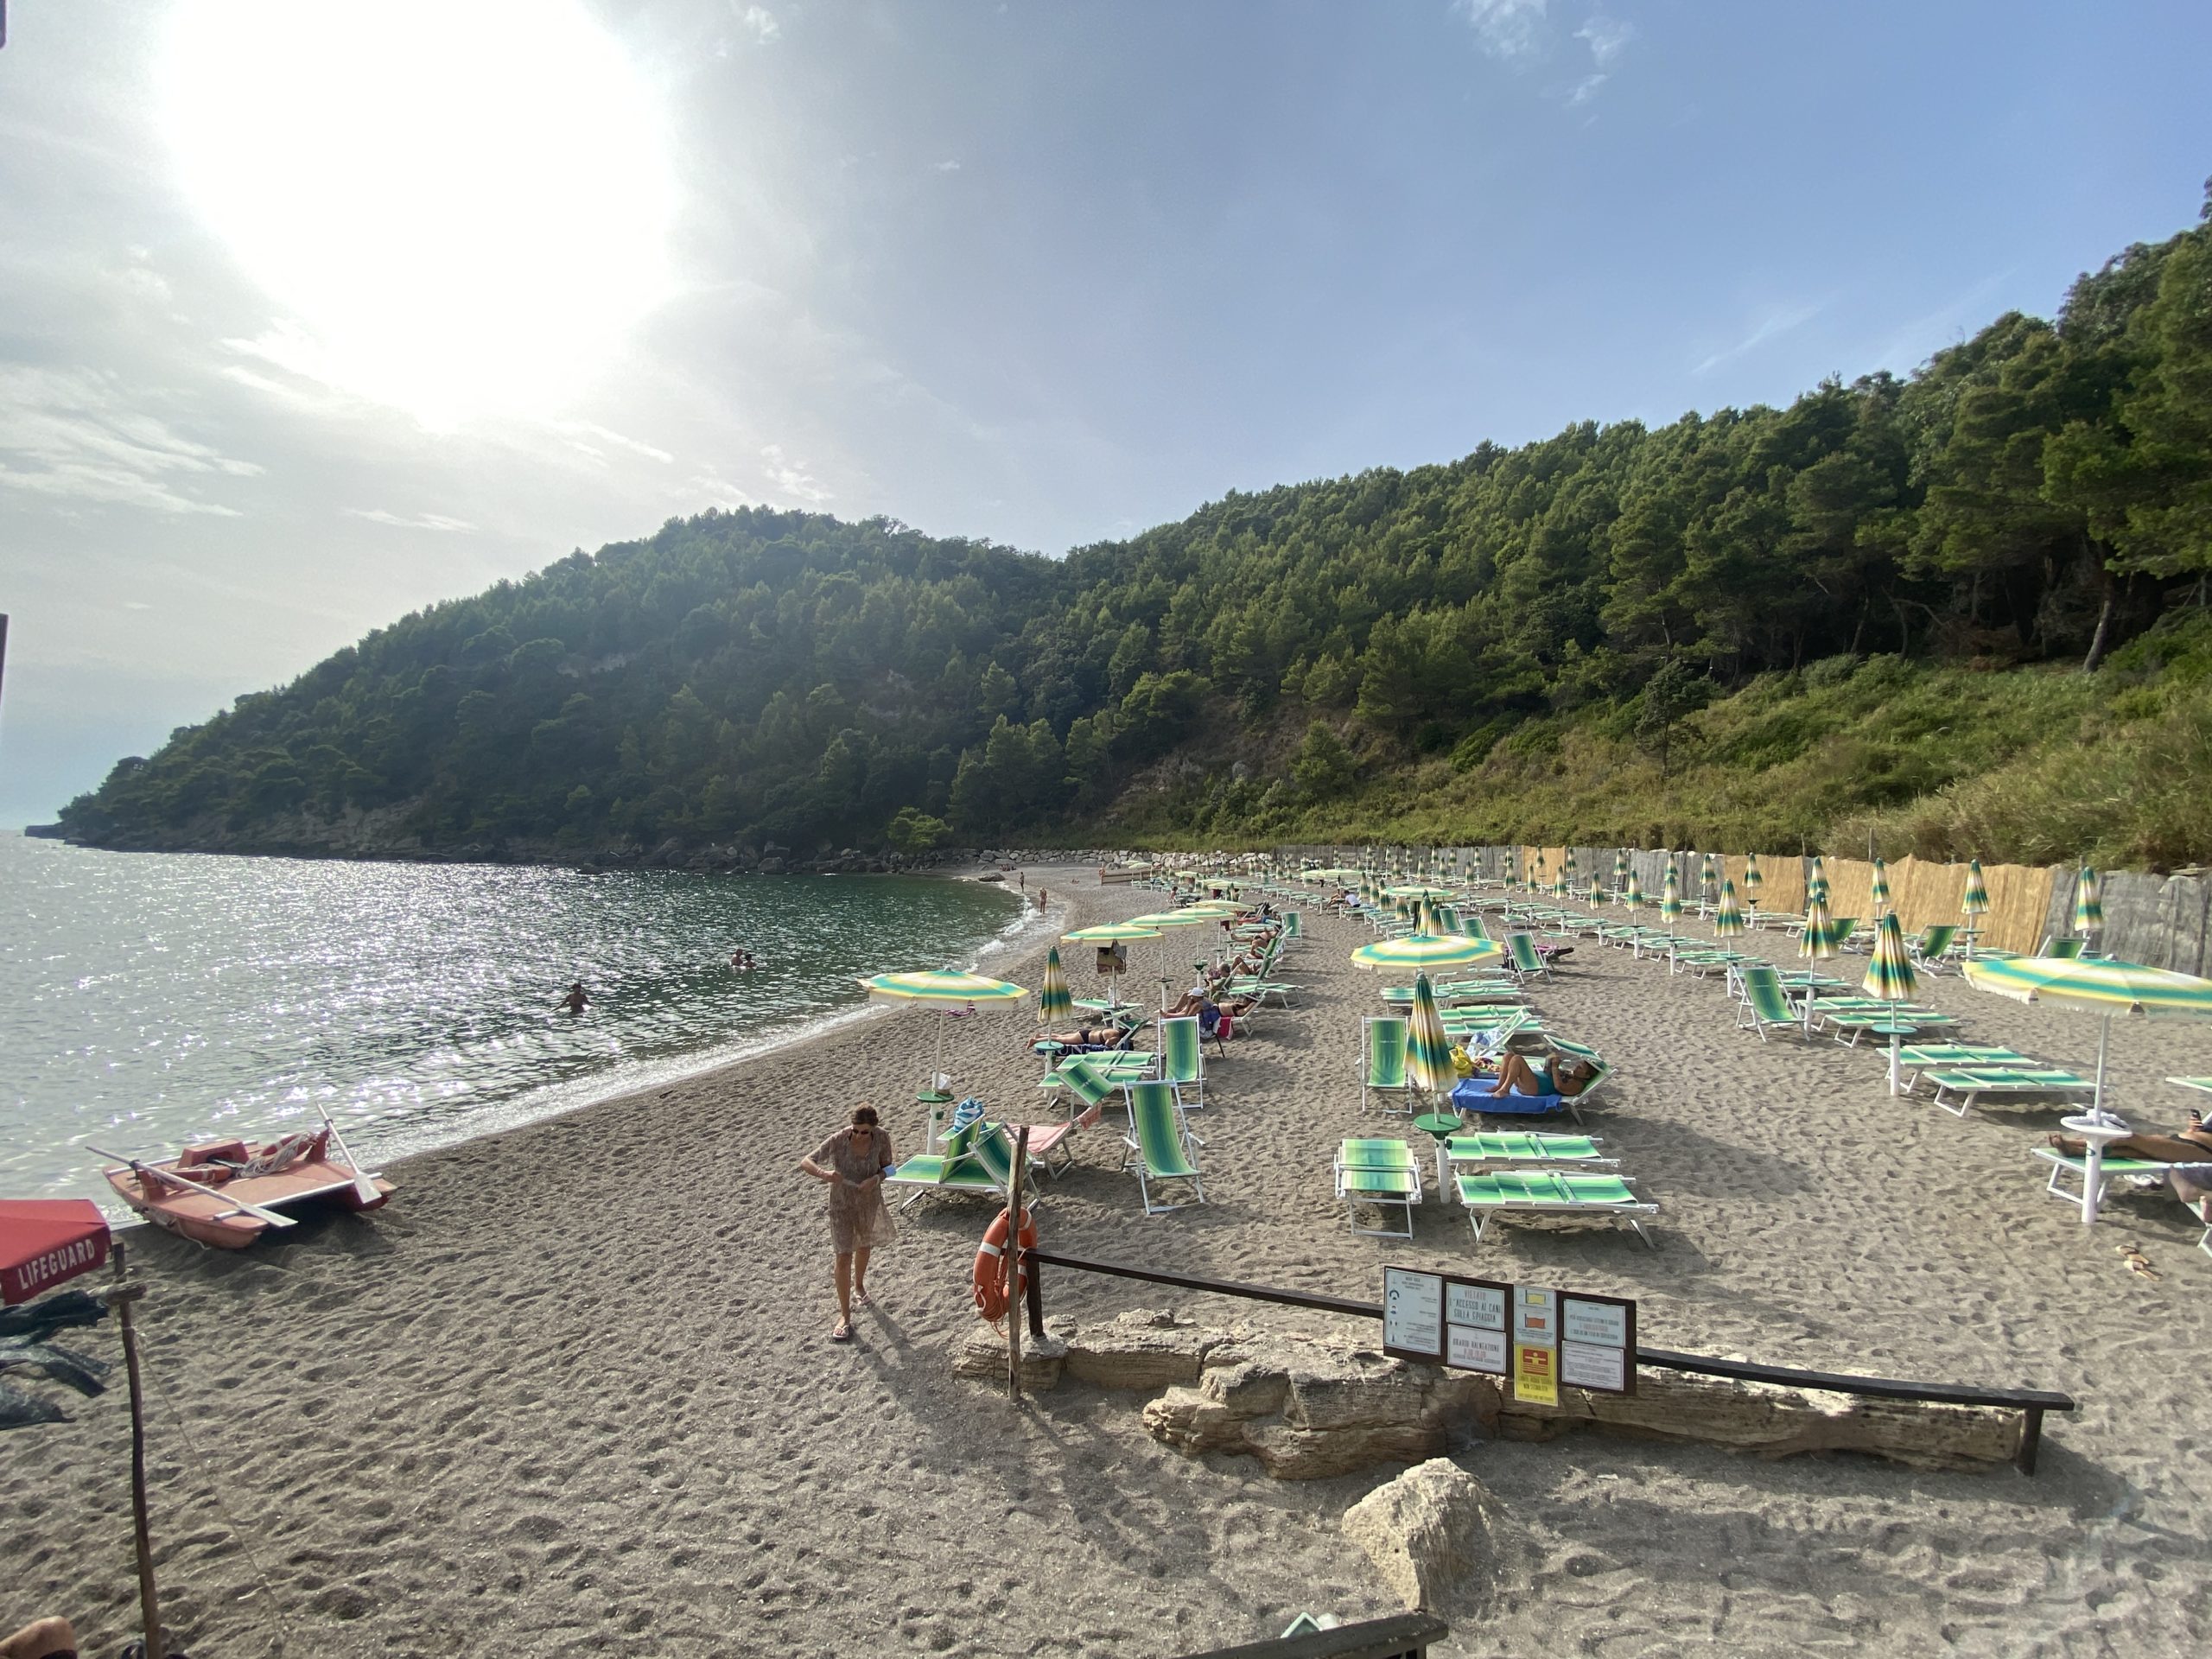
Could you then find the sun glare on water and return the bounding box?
[162,0,677,428]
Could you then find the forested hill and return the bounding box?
[58,188,2212,868]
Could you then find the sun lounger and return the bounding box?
[2031,1147,2196,1208]
[1335,1139,1422,1237]
[1124,1081,1205,1214]
[885,1121,1036,1207]
[1924,1068,2098,1116]
[1504,933,1550,982]
[1362,1016,1414,1113]
[1823,1009,1960,1045]
[1455,1170,1656,1247]
[1446,1131,1616,1169]
[1449,1060,1609,1127]
[1909,925,1961,972]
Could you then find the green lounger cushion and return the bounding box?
[1456,1171,1649,1210]
[1446,1132,1604,1164]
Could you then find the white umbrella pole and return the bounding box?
[2094,1013,2111,1118]
[1890,1030,1901,1098]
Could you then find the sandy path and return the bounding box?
[5,871,2210,1656]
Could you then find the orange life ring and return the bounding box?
[972,1205,1039,1323]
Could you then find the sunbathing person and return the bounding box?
[1485,1051,1598,1097]
[2049,1110,2212,1165]
[1033,1023,1133,1053]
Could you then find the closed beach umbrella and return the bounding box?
[1965,954,2212,1221]
[1808,855,1828,907]
[1699,853,1719,904]
[1797,893,1838,1033]
[1037,946,1073,1027]
[1870,856,1891,918]
[1862,912,1919,1096]
[1562,849,1580,884]
[1623,868,1643,912]
[1659,864,1682,929]
[1405,971,1456,1097]
[1350,932,1503,973]
[2074,867,2103,946]
[1612,848,1630,896]
[1713,878,1745,939]
[1742,855,1764,917]
[1961,857,1987,919]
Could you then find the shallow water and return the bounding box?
[0,836,1027,1204]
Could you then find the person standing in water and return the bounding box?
[560,981,588,1014]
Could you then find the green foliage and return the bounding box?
[885,805,949,852]
[54,189,2212,867]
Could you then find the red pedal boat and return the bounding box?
[100,1120,394,1249]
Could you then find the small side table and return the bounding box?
[2059,1111,2133,1225]
[917,1089,955,1152]
[1413,1111,1464,1198]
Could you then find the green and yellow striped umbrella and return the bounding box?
[1699,853,1719,903]
[1350,932,1503,972]
[1742,855,1764,917]
[1961,857,1989,919]
[1798,896,1839,961]
[1586,872,1605,906]
[1037,946,1074,1025]
[1870,855,1891,918]
[1966,954,2212,1128]
[1128,909,1217,930]
[1659,863,1682,927]
[1713,878,1745,938]
[1406,971,1457,1096]
[1562,849,1580,882]
[861,969,1028,1006]
[1623,868,1643,912]
[1384,883,1455,900]
[2074,868,2103,940]
[1612,848,1630,893]
[1064,923,1163,944]
[1863,912,1919,1094]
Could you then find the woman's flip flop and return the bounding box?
[830,1319,854,1343]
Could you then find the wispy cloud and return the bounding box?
[1453,0,1548,60]
[735,4,780,44]
[556,421,676,464]
[1693,302,1827,377]
[760,442,834,505]
[0,365,259,516]
[344,507,478,532]
[1576,14,1634,67]
[931,160,963,174]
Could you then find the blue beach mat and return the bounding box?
[1451,1077,1566,1117]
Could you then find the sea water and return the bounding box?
[0,836,1029,1205]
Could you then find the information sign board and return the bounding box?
[1379,1270,1636,1395]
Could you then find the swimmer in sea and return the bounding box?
[560,981,588,1014]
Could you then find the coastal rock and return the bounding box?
[1340,1459,1510,1612]
[1060,1310,1224,1389]
[952,1325,1067,1389]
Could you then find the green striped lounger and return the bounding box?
[1335,1138,1422,1237]
[1445,1131,1615,1168]
[1925,1069,2097,1116]
[1455,1171,1656,1247]
[2032,1147,2196,1208]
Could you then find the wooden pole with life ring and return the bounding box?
[1007,1126,1030,1401]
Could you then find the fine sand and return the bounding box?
[6,867,2211,1656]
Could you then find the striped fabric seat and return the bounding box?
[1124,1082,1205,1214]
[1445,1131,1612,1167]
[1454,1170,1656,1246]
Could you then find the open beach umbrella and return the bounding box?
[1965,954,2212,1221]
[1713,878,1745,939]
[1870,856,1891,919]
[862,968,1030,1090]
[1063,923,1163,1008]
[1742,855,1764,918]
[2074,867,2103,948]
[1350,932,1503,974]
[1036,946,1073,1027]
[1384,883,1454,900]
[1862,912,1919,1096]
[1405,971,1456,1098]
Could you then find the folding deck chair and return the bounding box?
[1735,965,1802,1042]
[1158,1015,1205,1109]
[1454,1170,1656,1246]
[1362,1016,1414,1113]
[1124,1081,1205,1214]
[1504,932,1551,982]
[1909,925,1961,973]
[1334,1138,1422,1237]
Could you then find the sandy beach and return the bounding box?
[7,865,2212,1656]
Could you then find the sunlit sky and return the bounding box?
[3,0,2209,825]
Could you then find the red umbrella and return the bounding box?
[0,1198,111,1305]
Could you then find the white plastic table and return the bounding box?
[2060,1111,2133,1225]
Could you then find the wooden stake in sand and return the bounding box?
[1007,1126,1029,1402]
[109,1243,166,1659]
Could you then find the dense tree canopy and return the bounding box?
[60,188,2212,858]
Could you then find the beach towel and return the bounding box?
[1451,1077,1565,1117]
[949,1096,987,1137]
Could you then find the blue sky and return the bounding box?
[2,0,2209,824]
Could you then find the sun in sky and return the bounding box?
[159,0,678,429]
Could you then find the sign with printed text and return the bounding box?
[1380,1270,1635,1395]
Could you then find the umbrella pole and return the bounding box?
[1890,1030,1901,1097]
[2094,1013,2111,1118]
[110,1243,166,1659]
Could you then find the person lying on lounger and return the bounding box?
[1484,1052,1599,1098]
[1032,1023,1135,1053]
[2052,1110,2212,1210]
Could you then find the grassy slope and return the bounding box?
[1103,614,2212,868]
